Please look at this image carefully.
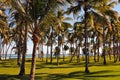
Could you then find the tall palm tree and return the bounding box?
[5,0,31,75]
[29,0,67,80]
[66,0,118,73]
[96,0,118,64]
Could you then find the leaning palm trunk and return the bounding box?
[30,22,39,80]
[19,23,28,76]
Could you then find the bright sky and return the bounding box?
[113,3,120,13]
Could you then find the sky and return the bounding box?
[113,3,120,13]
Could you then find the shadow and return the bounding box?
[1,70,120,80]
[0,74,29,80]
[0,60,18,68]
[36,62,74,69]
[35,70,120,80]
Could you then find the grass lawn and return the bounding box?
[0,57,120,80]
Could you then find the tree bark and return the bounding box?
[103,27,106,65]
[19,22,28,76]
[50,27,53,63]
[29,42,37,80]
[29,20,39,80]
[46,45,49,63]
[84,1,89,73]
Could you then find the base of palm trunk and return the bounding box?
[85,69,90,73]
[19,69,25,76]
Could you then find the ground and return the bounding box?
[0,57,120,80]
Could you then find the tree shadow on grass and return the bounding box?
[0,60,18,68]
[1,70,120,80]
[35,70,120,80]
[36,62,74,69]
[0,74,33,80]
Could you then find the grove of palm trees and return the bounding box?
[0,0,120,80]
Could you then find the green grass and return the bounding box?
[0,56,120,80]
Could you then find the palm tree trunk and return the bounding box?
[103,27,106,65]
[108,41,111,60]
[93,40,97,62]
[30,21,39,80]
[113,35,116,62]
[62,44,65,61]
[94,49,97,62]
[19,23,28,76]
[0,48,2,60]
[41,44,44,61]
[30,41,38,80]
[17,25,23,66]
[50,43,53,63]
[46,45,49,63]
[97,34,100,62]
[50,27,53,63]
[77,46,80,63]
[84,2,89,73]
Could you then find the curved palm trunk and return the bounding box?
[19,23,28,76]
[30,41,38,80]
[30,22,39,80]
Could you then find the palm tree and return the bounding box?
[5,0,32,75]
[29,0,67,80]
[96,0,118,64]
[66,0,118,72]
